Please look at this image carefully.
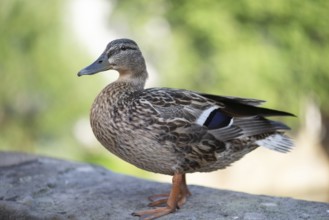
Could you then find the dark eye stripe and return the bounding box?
[121,46,137,51]
[107,45,137,58]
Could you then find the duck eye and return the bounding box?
[121,46,127,51]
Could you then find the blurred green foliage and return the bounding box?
[0,0,96,158]
[0,0,328,178]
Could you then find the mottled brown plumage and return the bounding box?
[78,38,294,220]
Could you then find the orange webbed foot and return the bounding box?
[132,206,176,220]
[132,173,190,219]
[148,194,169,207]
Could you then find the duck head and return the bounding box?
[78,38,147,80]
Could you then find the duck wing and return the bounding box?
[135,88,293,170]
[139,88,292,130]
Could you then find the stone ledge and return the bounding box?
[0,151,328,220]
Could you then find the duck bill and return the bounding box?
[77,53,111,76]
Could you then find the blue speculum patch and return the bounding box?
[204,109,232,130]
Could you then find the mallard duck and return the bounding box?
[78,38,294,220]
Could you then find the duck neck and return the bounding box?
[117,69,148,91]
[99,70,146,105]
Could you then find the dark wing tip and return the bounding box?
[200,93,295,118]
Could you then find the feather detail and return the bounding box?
[255,133,294,153]
[195,106,218,126]
[201,94,295,117]
[200,94,266,106]
[234,116,290,137]
[208,126,242,141]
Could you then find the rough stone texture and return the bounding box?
[0,152,328,220]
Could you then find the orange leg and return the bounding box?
[148,174,191,208]
[132,173,191,220]
[178,174,191,207]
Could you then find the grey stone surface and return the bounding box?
[0,151,328,220]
